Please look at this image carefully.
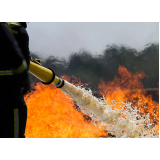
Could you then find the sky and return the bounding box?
[26,22,159,60]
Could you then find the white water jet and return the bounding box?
[61,81,159,138]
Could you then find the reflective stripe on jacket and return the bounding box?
[0,70,13,76]
[0,60,27,76]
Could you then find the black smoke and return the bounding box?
[29,43,159,101]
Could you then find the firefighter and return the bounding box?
[0,22,30,138]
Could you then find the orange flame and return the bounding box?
[25,66,159,137]
[25,76,107,138]
[98,66,159,131]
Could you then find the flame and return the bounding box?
[25,77,107,138]
[25,66,159,138]
[98,66,159,132]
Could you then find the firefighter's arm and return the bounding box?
[13,24,31,68]
[0,22,30,94]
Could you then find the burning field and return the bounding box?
[25,66,159,138]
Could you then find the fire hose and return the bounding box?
[29,59,64,88]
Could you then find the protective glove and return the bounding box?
[5,22,21,34]
[30,57,42,66]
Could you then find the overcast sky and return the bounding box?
[26,22,159,59]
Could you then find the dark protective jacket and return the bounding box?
[0,22,30,138]
[0,22,30,84]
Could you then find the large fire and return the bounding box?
[24,79,107,138]
[25,66,159,138]
[98,66,159,131]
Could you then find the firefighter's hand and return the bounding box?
[30,57,42,66]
